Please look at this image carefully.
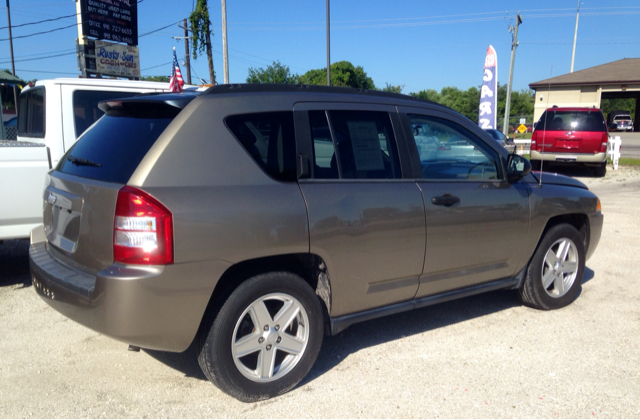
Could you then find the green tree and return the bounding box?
[299,61,375,89]
[410,89,440,103]
[189,0,216,84]
[141,75,170,83]
[246,61,300,84]
[411,85,534,128]
[600,98,636,121]
[381,83,404,94]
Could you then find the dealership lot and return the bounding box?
[1,167,639,418]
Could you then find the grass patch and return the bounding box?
[608,157,640,166]
[512,132,532,140]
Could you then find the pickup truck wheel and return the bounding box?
[519,223,585,310]
[595,163,607,178]
[530,160,541,171]
[197,272,324,402]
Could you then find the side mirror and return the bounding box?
[533,122,538,129]
[506,153,531,182]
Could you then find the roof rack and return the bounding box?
[201,83,438,105]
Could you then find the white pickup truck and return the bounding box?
[0,78,197,241]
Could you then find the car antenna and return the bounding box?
[539,65,553,187]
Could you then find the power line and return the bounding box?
[16,69,78,75]
[139,21,182,37]
[0,18,180,42]
[0,51,76,64]
[0,12,76,31]
[0,22,76,41]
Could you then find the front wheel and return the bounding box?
[197,272,324,402]
[519,223,586,310]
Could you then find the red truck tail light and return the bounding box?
[530,130,538,151]
[114,186,174,265]
[600,133,608,153]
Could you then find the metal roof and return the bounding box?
[529,58,640,89]
[0,70,25,85]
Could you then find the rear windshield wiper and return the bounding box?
[67,155,102,167]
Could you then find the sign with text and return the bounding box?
[478,45,498,129]
[95,41,140,78]
[80,0,138,45]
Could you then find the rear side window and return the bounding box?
[226,112,297,182]
[17,87,45,138]
[73,90,138,138]
[536,110,606,132]
[310,110,401,180]
[58,104,179,184]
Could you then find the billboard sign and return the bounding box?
[478,45,498,129]
[95,40,140,78]
[80,0,138,45]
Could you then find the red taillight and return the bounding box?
[530,130,538,151]
[600,133,608,153]
[114,186,174,265]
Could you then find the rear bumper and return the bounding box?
[530,151,607,165]
[29,227,229,352]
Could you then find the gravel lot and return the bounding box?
[1,165,639,418]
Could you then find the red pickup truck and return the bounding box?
[530,107,609,177]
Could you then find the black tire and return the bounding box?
[519,223,585,310]
[595,162,607,178]
[197,272,324,402]
[530,160,542,171]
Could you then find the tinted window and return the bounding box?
[58,105,179,184]
[408,114,500,180]
[226,112,297,182]
[17,87,45,138]
[536,110,606,132]
[73,90,138,138]
[318,110,401,180]
[309,111,338,179]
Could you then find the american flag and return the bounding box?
[169,48,184,93]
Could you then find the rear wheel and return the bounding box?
[197,272,324,402]
[595,163,607,177]
[519,223,585,310]
[530,160,542,171]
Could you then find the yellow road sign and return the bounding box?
[517,124,527,134]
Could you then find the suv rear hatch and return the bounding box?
[533,109,608,156]
[42,94,194,273]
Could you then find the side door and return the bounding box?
[294,103,426,317]
[398,106,530,298]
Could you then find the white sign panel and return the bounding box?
[347,121,384,171]
[95,40,140,78]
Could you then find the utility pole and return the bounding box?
[503,12,522,135]
[570,0,581,73]
[179,19,192,85]
[5,0,18,112]
[326,0,330,86]
[221,0,229,84]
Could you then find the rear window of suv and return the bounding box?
[536,110,606,132]
[58,104,180,184]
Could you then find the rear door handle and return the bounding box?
[431,194,460,207]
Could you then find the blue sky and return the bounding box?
[2,0,639,93]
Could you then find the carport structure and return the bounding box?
[529,58,640,131]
